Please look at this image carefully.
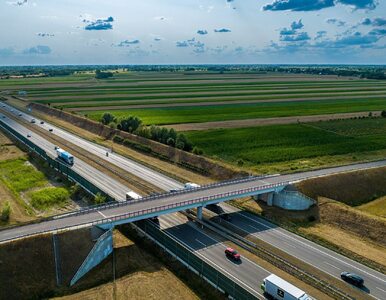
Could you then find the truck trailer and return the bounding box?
[56,148,74,165]
[126,191,142,201]
[184,182,201,189]
[261,274,312,300]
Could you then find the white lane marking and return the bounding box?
[148,215,262,296]
[248,224,260,230]
[238,212,386,284]
[376,287,386,293]
[154,221,265,298]
[195,239,207,247]
[186,221,270,273]
[97,210,107,218]
[324,262,340,270]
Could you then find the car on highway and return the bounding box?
[40,121,44,124]
[49,128,53,132]
[18,113,22,116]
[30,119,36,123]
[220,213,232,222]
[225,247,241,261]
[27,133,31,138]
[340,272,364,287]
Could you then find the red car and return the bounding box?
[225,247,241,261]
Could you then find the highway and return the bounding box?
[0,112,129,201]
[154,213,268,299]
[217,204,386,300]
[1,102,386,299]
[1,101,181,191]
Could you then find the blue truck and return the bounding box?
[56,147,74,165]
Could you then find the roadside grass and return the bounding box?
[83,97,386,125]
[0,157,47,192]
[29,187,69,210]
[357,197,386,218]
[185,118,386,169]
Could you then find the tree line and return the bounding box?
[100,112,199,153]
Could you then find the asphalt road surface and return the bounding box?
[155,213,267,299]
[217,204,386,300]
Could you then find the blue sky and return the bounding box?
[0,0,385,65]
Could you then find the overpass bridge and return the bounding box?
[0,106,316,243]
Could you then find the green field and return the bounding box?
[0,158,47,192]
[85,98,386,125]
[2,72,385,112]
[3,71,386,174]
[185,118,386,171]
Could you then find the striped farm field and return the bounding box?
[84,97,386,125]
[4,70,386,173]
[184,118,386,173]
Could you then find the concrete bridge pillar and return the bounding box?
[267,192,274,206]
[197,206,203,220]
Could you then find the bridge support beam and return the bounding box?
[267,192,274,206]
[70,226,114,286]
[197,206,203,220]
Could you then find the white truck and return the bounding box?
[126,191,142,201]
[184,182,200,189]
[261,274,312,300]
[56,147,74,165]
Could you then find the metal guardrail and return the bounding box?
[137,220,259,300]
[0,180,288,243]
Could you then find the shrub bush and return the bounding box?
[94,192,107,204]
[30,187,69,210]
[1,201,11,222]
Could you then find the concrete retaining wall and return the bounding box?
[273,191,315,210]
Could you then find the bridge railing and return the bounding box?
[0,180,289,243]
[55,180,289,222]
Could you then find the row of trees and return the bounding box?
[95,69,114,79]
[101,113,195,152]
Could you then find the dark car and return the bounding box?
[49,128,53,132]
[220,213,232,222]
[225,247,241,261]
[40,121,44,124]
[341,272,364,287]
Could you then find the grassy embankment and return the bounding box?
[0,131,73,224]
[185,117,386,174]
